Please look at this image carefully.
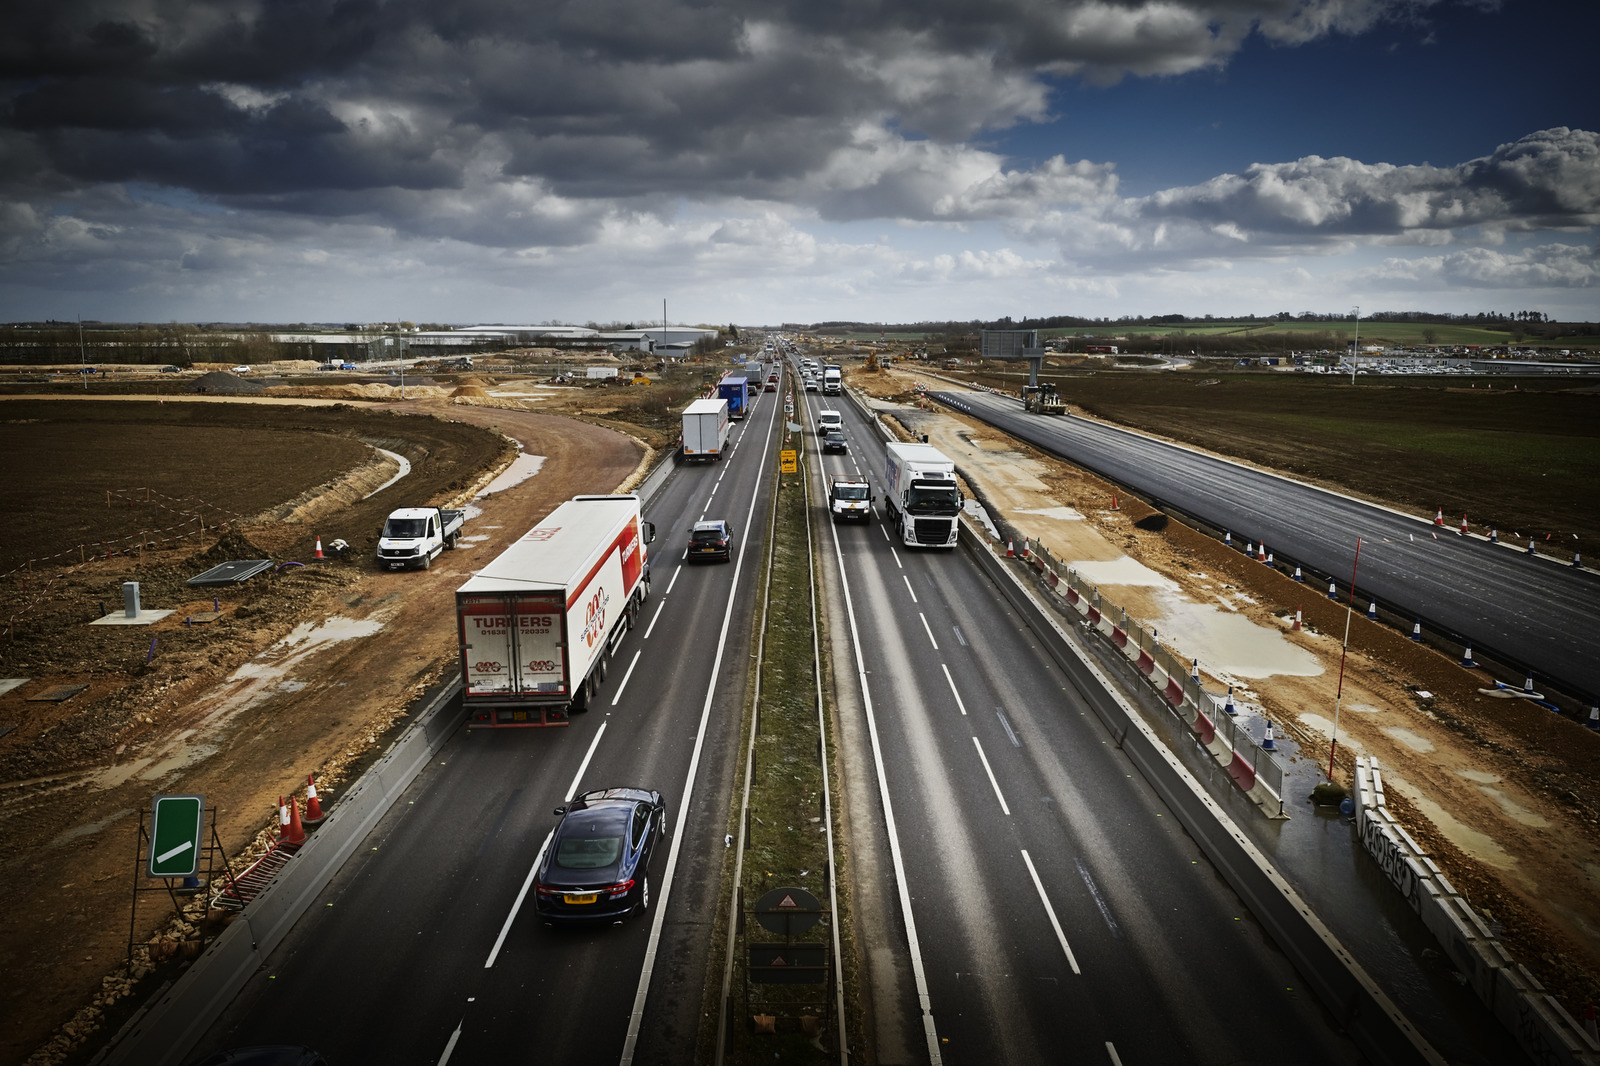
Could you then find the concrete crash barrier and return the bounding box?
[96,679,467,1066]
[1354,758,1600,1065]
[1008,535,1283,816]
[965,530,1445,1065]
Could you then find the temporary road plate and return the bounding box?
[148,794,205,878]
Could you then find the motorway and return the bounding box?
[197,376,785,1062]
[930,389,1600,702]
[193,358,1492,1065]
[800,374,1366,1064]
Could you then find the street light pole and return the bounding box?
[1350,305,1360,385]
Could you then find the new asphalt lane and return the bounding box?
[930,389,1600,703]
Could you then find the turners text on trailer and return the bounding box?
[455,495,655,727]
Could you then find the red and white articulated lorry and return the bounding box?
[455,494,656,727]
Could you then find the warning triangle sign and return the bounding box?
[771,955,788,966]
[778,893,798,908]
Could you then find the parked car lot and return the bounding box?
[533,787,667,924]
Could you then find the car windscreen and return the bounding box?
[835,485,868,499]
[383,519,426,538]
[555,833,624,869]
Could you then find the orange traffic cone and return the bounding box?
[1110,490,1120,511]
[1293,608,1302,632]
[304,773,326,826]
[1433,508,1444,527]
[313,536,326,560]
[1459,514,1468,536]
[279,794,306,845]
[1006,540,1014,558]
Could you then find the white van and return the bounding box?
[817,410,844,436]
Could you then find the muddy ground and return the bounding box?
[0,389,644,1065]
[855,364,1600,1030]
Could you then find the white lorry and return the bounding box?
[883,441,962,548]
[681,397,732,462]
[456,495,656,727]
[822,364,842,395]
[377,506,466,570]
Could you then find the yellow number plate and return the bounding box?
[564,893,598,905]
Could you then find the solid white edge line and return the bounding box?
[830,461,943,1064]
[484,721,608,968]
[642,601,666,640]
[941,664,968,716]
[902,574,918,603]
[611,649,642,706]
[1020,849,1081,975]
[620,370,782,1065]
[435,1018,464,1066]
[1105,1042,1123,1065]
[919,612,939,650]
[971,736,1009,815]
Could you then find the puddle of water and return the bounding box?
[1475,786,1549,828]
[1457,769,1500,784]
[477,451,547,497]
[230,617,385,683]
[362,447,412,499]
[1018,506,1085,521]
[461,535,492,543]
[1149,589,1323,679]
[1299,712,1365,753]
[1071,555,1180,589]
[1346,702,1383,714]
[1396,778,1518,871]
[51,808,134,846]
[1381,726,1434,753]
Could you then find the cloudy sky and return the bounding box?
[2,0,1596,326]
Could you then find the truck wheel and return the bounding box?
[571,683,590,714]
[445,534,457,549]
[598,655,608,683]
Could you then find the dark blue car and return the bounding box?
[534,787,667,924]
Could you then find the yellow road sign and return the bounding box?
[780,449,797,473]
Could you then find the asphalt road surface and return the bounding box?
[804,384,1367,1065]
[196,384,785,1064]
[931,389,1600,703]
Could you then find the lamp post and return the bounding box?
[1349,305,1360,385]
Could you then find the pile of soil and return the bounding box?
[449,385,489,398]
[185,372,263,395]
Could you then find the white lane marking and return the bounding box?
[1106,1042,1124,1065]
[902,574,918,603]
[1076,858,1122,938]
[919,612,938,650]
[1021,849,1081,975]
[828,468,944,1064]
[707,485,718,500]
[485,721,608,968]
[611,650,642,706]
[941,664,968,716]
[890,545,902,568]
[665,564,684,596]
[620,374,781,1065]
[972,737,1009,815]
[435,1019,464,1066]
[995,707,1020,746]
[952,625,967,647]
[643,601,666,640]
[879,522,890,540]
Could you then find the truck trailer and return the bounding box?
[717,375,752,419]
[883,441,961,547]
[455,495,656,727]
[681,398,732,462]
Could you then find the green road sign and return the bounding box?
[148,794,205,878]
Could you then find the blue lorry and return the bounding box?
[717,374,752,420]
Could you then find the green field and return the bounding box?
[966,367,1600,549]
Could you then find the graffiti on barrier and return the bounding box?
[1358,812,1424,913]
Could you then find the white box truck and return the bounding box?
[455,495,655,727]
[883,441,961,548]
[680,397,732,462]
[822,364,842,395]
